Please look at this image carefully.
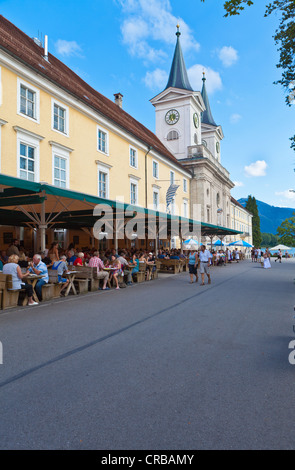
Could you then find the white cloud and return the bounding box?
[218,46,238,67]
[188,65,222,94]
[233,181,244,187]
[230,113,242,124]
[143,69,168,90]
[244,160,268,177]
[275,190,295,201]
[118,0,200,63]
[55,39,83,57]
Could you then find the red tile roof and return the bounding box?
[0,15,188,173]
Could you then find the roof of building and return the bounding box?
[201,73,218,127]
[0,15,189,174]
[164,26,193,92]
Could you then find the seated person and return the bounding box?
[3,254,38,305]
[108,255,121,290]
[51,255,70,296]
[67,250,77,265]
[88,251,110,290]
[27,254,49,301]
[73,252,84,266]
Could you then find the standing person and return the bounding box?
[6,239,20,258]
[27,254,49,301]
[251,248,255,263]
[275,249,282,263]
[188,249,198,284]
[235,248,240,263]
[48,242,59,264]
[3,254,38,305]
[199,245,211,286]
[263,249,271,269]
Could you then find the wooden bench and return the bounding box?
[134,262,146,283]
[48,271,64,298]
[41,283,55,301]
[157,259,182,274]
[71,266,100,291]
[0,273,20,310]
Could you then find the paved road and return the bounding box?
[0,258,295,450]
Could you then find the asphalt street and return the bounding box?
[0,258,295,450]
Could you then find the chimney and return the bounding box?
[114,93,123,109]
[44,35,49,61]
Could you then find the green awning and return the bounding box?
[0,174,242,237]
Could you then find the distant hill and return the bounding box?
[238,198,295,234]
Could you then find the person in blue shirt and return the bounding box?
[0,259,3,270]
[27,254,49,301]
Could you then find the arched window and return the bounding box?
[167,130,179,141]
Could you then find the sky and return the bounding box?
[1,0,295,208]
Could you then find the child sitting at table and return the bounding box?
[108,255,121,290]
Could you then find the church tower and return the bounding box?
[150,25,205,160]
[150,26,234,229]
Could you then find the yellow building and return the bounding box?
[229,197,253,251]
[0,15,194,252]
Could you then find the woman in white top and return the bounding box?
[3,254,38,305]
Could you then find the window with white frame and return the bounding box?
[15,128,42,182]
[167,130,179,141]
[50,142,71,189]
[19,142,36,181]
[99,171,108,198]
[153,160,159,179]
[97,127,108,154]
[130,179,138,205]
[53,155,67,188]
[96,161,110,199]
[17,78,40,122]
[129,146,137,168]
[170,171,175,184]
[183,178,187,193]
[183,199,188,218]
[153,190,159,210]
[52,99,69,135]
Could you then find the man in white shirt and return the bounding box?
[199,245,211,285]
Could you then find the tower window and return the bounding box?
[167,130,179,141]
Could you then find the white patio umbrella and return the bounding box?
[183,239,199,250]
[269,244,291,251]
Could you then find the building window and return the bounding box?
[170,171,175,185]
[153,160,159,179]
[20,84,36,119]
[130,182,137,205]
[130,147,137,168]
[183,178,187,193]
[153,190,159,210]
[53,155,67,188]
[17,79,40,123]
[167,130,179,141]
[97,127,108,154]
[99,171,107,198]
[53,104,66,133]
[19,142,35,181]
[183,200,188,218]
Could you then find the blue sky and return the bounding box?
[1,0,295,207]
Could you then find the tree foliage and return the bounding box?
[276,214,295,246]
[201,0,295,150]
[245,195,262,246]
[261,232,279,246]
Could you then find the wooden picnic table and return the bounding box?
[64,270,78,296]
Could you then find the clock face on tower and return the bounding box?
[165,109,180,125]
[193,112,199,128]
